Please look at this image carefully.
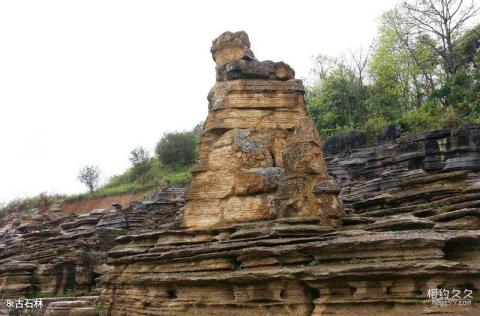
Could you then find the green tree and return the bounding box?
[306,53,369,137]
[78,165,100,192]
[155,131,198,170]
[307,2,480,140]
[129,146,151,181]
[369,11,432,115]
[400,0,479,80]
[431,24,480,125]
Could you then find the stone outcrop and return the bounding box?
[1,31,479,316]
[96,32,480,315]
[0,188,185,315]
[325,124,480,232]
[184,31,343,230]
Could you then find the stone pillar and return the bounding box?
[183,31,344,230]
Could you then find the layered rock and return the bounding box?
[324,125,480,232]
[1,31,480,316]
[0,188,185,315]
[184,31,343,230]
[96,32,479,315]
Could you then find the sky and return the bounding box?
[0,0,400,203]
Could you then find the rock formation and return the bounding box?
[0,188,185,315]
[1,31,479,316]
[325,124,480,232]
[94,32,480,315]
[184,31,343,230]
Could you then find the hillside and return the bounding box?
[0,158,191,216]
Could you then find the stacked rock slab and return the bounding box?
[183,31,343,230]
[324,125,480,231]
[97,32,480,315]
[0,188,185,315]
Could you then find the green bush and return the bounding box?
[155,131,198,170]
[397,102,466,133]
[397,104,435,133]
[65,159,191,202]
[364,115,389,144]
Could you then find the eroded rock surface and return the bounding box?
[184,31,343,230]
[325,124,480,232]
[1,31,479,316]
[96,32,480,315]
[0,188,185,315]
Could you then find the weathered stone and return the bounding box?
[184,31,343,230]
[234,167,284,195]
[210,31,255,66]
[377,124,401,144]
[0,188,185,304]
[323,131,366,156]
[2,31,480,316]
[216,60,295,81]
[208,79,304,111]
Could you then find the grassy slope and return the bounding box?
[0,158,192,213]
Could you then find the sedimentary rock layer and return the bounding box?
[2,31,480,316]
[97,33,480,315]
[0,188,185,302]
[325,125,480,232]
[183,31,343,230]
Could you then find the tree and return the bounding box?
[368,11,435,115]
[155,131,198,170]
[306,1,480,140]
[433,24,480,117]
[399,0,479,80]
[129,147,151,180]
[77,165,100,192]
[129,146,150,166]
[306,53,370,136]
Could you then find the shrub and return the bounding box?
[398,102,437,133]
[155,131,198,170]
[437,106,464,129]
[364,115,388,144]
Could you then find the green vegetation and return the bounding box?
[306,0,480,141]
[339,257,383,264]
[0,193,65,215]
[62,289,75,297]
[66,158,191,202]
[129,146,151,181]
[77,165,101,192]
[65,127,201,202]
[2,126,201,214]
[155,130,199,170]
[307,259,320,266]
[0,158,193,213]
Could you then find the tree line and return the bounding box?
[77,123,201,192]
[306,0,480,142]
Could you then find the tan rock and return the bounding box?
[184,31,343,230]
[210,31,254,66]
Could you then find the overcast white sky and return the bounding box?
[0,0,401,203]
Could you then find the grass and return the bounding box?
[307,259,320,266]
[62,289,75,297]
[65,158,191,202]
[1,158,192,214]
[339,257,383,264]
[0,193,66,215]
